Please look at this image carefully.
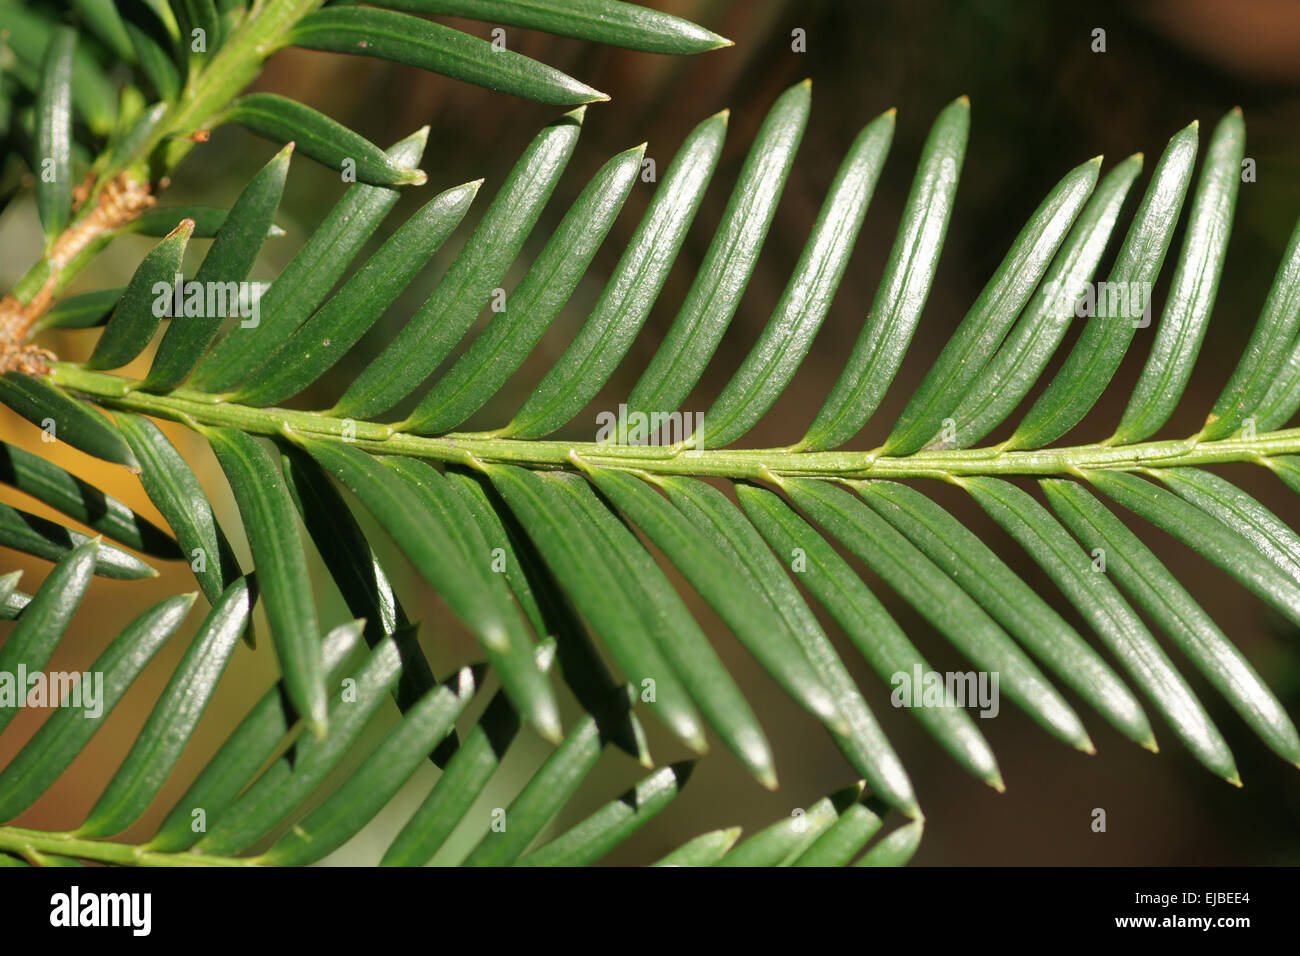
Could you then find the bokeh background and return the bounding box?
[3,0,1300,865]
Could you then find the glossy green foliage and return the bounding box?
[5,5,1300,870]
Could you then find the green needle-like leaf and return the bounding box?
[623,79,810,425]
[1040,478,1242,785]
[147,623,362,853]
[517,762,692,866]
[404,144,643,433]
[587,467,844,732]
[854,819,924,867]
[716,782,862,866]
[783,477,1092,752]
[236,181,480,406]
[87,219,194,371]
[174,0,221,59]
[444,469,649,764]
[116,412,242,604]
[228,93,427,185]
[194,630,407,855]
[1255,346,1300,433]
[964,477,1214,765]
[791,800,884,867]
[884,156,1100,455]
[856,480,1151,749]
[0,592,194,822]
[798,95,969,451]
[501,109,726,439]
[1266,456,1300,497]
[0,373,136,466]
[34,26,74,244]
[485,462,706,750]
[373,0,731,54]
[33,288,124,332]
[208,427,325,736]
[0,441,178,557]
[288,6,607,105]
[653,827,742,866]
[550,472,776,787]
[78,578,252,837]
[460,713,604,866]
[1157,467,1300,586]
[279,446,439,715]
[0,588,29,621]
[737,483,1004,790]
[1008,122,1199,450]
[444,469,551,641]
[0,571,21,609]
[382,457,561,741]
[702,108,894,448]
[0,539,97,735]
[1063,473,1300,768]
[947,154,1143,448]
[191,129,430,391]
[1114,109,1244,443]
[0,503,155,579]
[295,441,563,742]
[336,109,584,419]
[660,475,918,814]
[121,2,181,102]
[0,1,116,134]
[259,665,481,866]
[146,144,293,391]
[1202,211,1300,441]
[71,0,135,62]
[1087,469,1300,630]
[381,641,556,867]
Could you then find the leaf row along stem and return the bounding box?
[49,365,1300,480]
[0,825,256,867]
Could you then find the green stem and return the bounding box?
[125,0,325,181]
[0,825,257,867]
[52,365,1300,480]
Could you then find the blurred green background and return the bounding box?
[3,0,1300,865]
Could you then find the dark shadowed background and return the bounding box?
[3,0,1300,865]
